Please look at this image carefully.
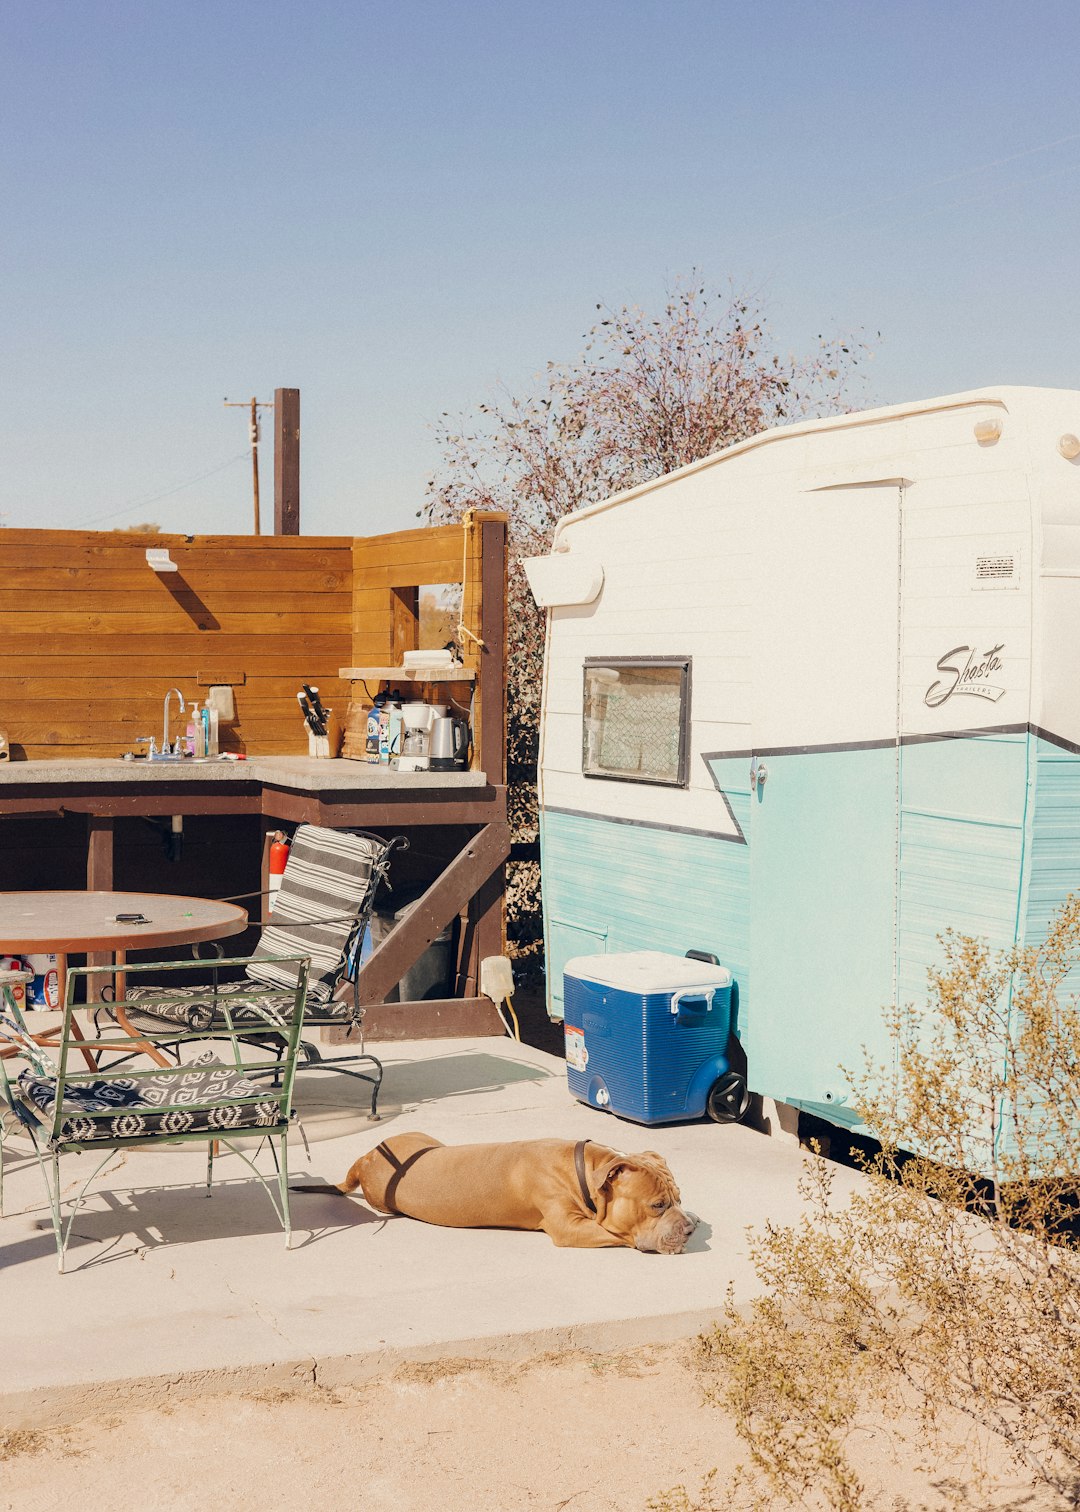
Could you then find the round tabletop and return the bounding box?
[0,891,248,953]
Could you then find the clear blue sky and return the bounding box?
[2,1,1078,536]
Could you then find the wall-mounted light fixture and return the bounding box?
[146,548,178,572]
[1059,433,1080,460]
[973,418,1003,444]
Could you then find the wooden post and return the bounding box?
[463,515,509,982]
[274,387,300,535]
[478,515,508,785]
[86,816,114,1002]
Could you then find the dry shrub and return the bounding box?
[675,897,1080,1510]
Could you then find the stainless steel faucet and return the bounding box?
[163,688,186,756]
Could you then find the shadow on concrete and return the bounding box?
[380,1049,557,1108]
[684,1216,712,1253]
[0,1175,382,1274]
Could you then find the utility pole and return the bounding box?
[224,396,274,534]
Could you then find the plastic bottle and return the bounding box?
[26,953,60,1008]
[185,707,199,757]
[207,703,220,756]
[387,700,404,765]
[366,693,385,764]
[201,704,211,757]
[378,697,393,763]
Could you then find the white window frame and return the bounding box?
[581,656,692,788]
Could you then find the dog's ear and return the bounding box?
[591,1154,633,1194]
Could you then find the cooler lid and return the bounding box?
[564,950,732,992]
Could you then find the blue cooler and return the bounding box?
[563,951,747,1126]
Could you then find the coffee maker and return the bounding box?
[397,702,433,772]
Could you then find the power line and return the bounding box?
[74,451,251,528]
[764,127,1080,244]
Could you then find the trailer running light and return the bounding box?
[1059,433,1080,460]
[973,418,1003,444]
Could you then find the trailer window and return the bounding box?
[582,659,690,787]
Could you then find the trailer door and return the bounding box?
[748,483,901,1122]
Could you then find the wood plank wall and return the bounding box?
[0,517,506,767]
[351,514,506,778]
[0,530,353,759]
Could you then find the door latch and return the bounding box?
[750,758,769,789]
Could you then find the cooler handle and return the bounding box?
[669,987,714,1017]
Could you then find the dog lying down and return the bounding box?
[293,1131,698,1253]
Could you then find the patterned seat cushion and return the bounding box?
[245,826,379,1002]
[121,980,351,1031]
[17,1049,281,1145]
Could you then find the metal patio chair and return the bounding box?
[0,956,310,1272]
[96,825,407,1118]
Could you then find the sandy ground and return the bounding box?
[1,1341,1065,1512]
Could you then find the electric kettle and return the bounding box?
[430,714,469,771]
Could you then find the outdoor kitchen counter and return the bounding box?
[0,757,488,789]
[0,758,509,1027]
[0,756,505,830]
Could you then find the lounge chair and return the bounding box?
[0,957,310,1272]
[97,825,406,1117]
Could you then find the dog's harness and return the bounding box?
[574,1139,596,1214]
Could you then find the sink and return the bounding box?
[120,754,229,764]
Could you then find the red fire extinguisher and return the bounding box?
[268,832,290,905]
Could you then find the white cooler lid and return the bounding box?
[564,950,732,992]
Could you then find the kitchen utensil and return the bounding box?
[304,684,329,727]
[296,690,322,735]
[398,702,434,772]
[430,714,469,771]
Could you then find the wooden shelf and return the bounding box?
[339,666,476,683]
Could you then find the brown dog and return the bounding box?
[319,1132,697,1252]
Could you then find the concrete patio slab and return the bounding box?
[0,1037,869,1427]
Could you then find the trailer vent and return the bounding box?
[973,552,1020,590]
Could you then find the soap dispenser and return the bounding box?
[186,704,203,758]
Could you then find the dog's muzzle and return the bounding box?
[637,1209,697,1255]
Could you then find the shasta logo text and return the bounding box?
[924,643,1006,708]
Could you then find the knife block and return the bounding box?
[307,710,341,759]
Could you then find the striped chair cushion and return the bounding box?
[121,979,352,1031]
[246,825,378,1002]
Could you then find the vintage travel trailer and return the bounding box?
[524,386,1080,1134]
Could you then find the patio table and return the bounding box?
[0,891,248,1069]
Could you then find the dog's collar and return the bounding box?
[574,1139,597,1214]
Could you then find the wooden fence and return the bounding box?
[0,515,506,769]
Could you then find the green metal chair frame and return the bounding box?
[0,955,309,1273]
[93,828,409,1119]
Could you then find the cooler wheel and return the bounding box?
[706,1071,750,1124]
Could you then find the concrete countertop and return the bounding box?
[0,757,490,791]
